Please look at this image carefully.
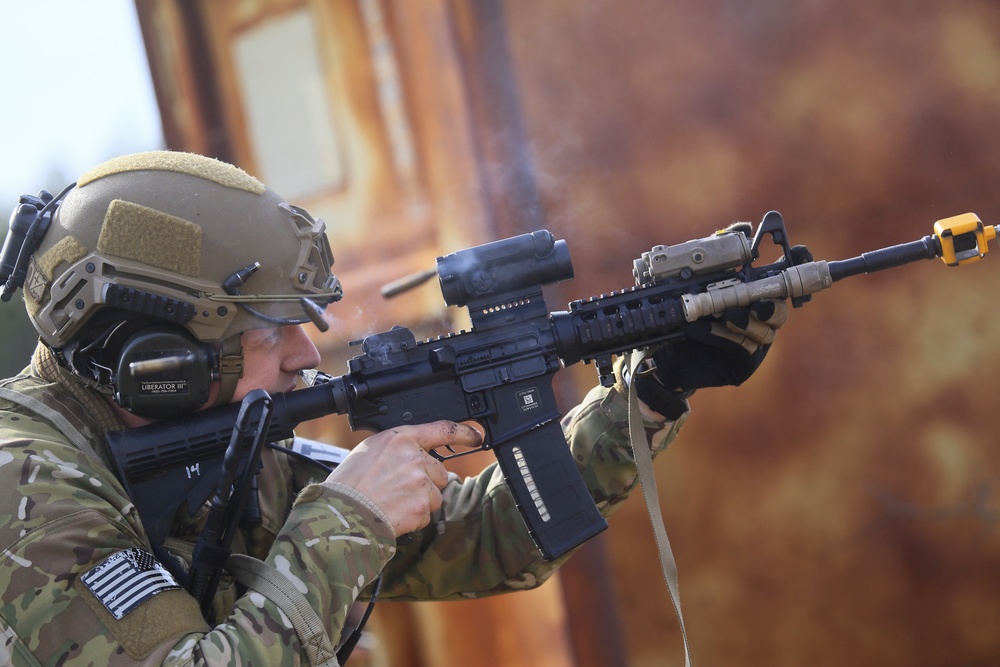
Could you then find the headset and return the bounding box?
[111,325,220,418]
[59,314,221,419]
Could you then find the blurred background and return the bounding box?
[3,1,1000,666]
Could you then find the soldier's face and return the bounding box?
[233,324,321,400]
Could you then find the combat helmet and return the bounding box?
[0,150,342,415]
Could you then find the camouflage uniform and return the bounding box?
[0,344,684,666]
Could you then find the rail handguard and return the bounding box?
[106,211,996,561]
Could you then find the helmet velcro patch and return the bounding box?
[98,200,202,278]
[77,150,266,195]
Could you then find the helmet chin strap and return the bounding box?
[214,335,244,407]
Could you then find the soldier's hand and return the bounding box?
[328,421,482,536]
[657,299,788,389]
[632,300,788,419]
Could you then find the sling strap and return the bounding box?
[0,379,104,465]
[625,351,692,667]
[226,554,339,667]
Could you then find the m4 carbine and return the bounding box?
[106,210,997,562]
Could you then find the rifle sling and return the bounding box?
[626,351,692,667]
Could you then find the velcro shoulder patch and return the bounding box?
[81,548,182,620]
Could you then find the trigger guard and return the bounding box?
[429,444,486,462]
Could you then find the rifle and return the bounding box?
[106,210,997,562]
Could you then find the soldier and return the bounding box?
[0,150,785,665]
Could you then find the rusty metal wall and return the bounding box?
[499,1,1000,665]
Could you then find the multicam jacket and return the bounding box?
[0,347,684,666]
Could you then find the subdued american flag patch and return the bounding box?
[81,548,182,620]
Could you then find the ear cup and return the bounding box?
[114,327,218,418]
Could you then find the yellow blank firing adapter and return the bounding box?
[933,213,998,266]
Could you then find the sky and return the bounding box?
[0,0,164,211]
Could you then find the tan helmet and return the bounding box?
[19,150,341,350]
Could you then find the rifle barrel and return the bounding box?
[827,235,941,282]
